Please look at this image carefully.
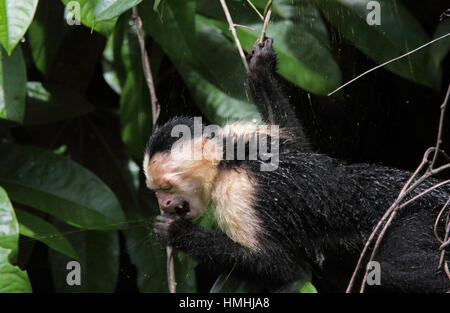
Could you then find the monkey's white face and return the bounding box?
[143,151,217,219]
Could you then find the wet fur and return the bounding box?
[146,39,450,292]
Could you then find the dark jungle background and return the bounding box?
[0,0,448,293]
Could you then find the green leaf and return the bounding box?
[48,219,119,292]
[0,143,126,230]
[179,65,260,125]
[0,186,32,292]
[27,0,66,76]
[430,18,450,70]
[117,16,152,161]
[94,0,142,22]
[197,1,341,95]
[102,12,129,94]
[299,280,317,293]
[25,82,93,125]
[0,45,26,123]
[275,279,317,293]
[140,0,197,67]
[124,225,168,292]
[210,274,262,293]
[0,186,19,262]
[0,0,38,55]
[15,208,79,260]
[314,0,439,88]
[141,1,260,124]
[61,0,118,36]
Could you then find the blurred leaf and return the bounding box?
[0,143,126,230]
[61,0,118,36]
[210,273,261,293]
[27,0,66,76]
[48,219,119,292]
[15,208,79,260]
[0,46,26,123]
[141,1,260,124]
[124,224,168,292]
[117,16,152,162]
[174,251,197,292]
[140,0,197,67]
[94,0,141,22]
[430,18,450,70]
[210,257,315,293]
[0,0,38,55]
[274,279,317,293]
[0,186,19,262]
[25,82,93,125]
[102,12,130,94]
[0,186,32,292]
[179,65,260,125]
[94,0,142,22]
[299,280,317,293]
[314,0,439,88]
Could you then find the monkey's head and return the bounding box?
[143,117,219,219]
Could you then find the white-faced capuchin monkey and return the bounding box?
[143,38,450,292]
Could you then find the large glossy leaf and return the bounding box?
[25,82,93,125]
[140,0,260,124]
[0,0,38,55]
[314,0,439,88]
[15,208,79,260]
[0,46,26,123]
[48,219,119,292]
[0,186,32,292]
[179,65,260,125]
[94,0,142,22]
[203,14,341,96]
[27,0,66,76]
[60,0,117,36]
[430,19,450,72]
[199,0,341,95]
[140,0,197,68]
[0,143,126,230]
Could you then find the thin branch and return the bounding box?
[257,0,272,45]
[347,84,450,292]
[246,0,264,21]
[431,86,450,169]
[132,6,161,125]
[434,198,450,245]
[132,6,176,293]
[328,33,450,96]
[219,0,250,73]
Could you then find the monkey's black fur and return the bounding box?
[150,39,450,292]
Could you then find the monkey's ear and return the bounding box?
[201,137,221,165]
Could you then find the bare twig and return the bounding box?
[328,33,450,96]
[246,0,264,21]
[132,6,176,293]
[132,6,161,125]
[431,86,450,169]
[219,0,250,73]
[257,0,272,45]
[347,84,450,292]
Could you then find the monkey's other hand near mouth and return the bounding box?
[154,213,194,247]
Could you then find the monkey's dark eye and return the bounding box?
[160,184,172,191]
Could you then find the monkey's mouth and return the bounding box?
[176,201,190,216]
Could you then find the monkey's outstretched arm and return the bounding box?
[154,214,297,285]
[248,38,290,125]
[247,38,307,143]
